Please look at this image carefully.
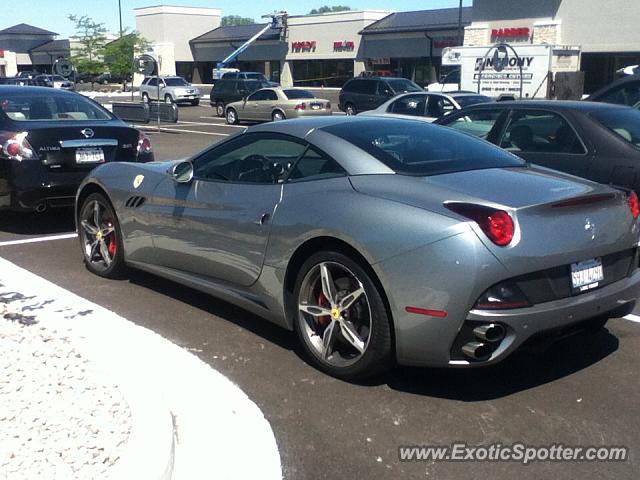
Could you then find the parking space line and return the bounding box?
[138,126,231,136]
[624,314,640,323]
[178,120,247,129]
[0,233,78,247]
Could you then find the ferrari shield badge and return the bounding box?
[133,174,144,189]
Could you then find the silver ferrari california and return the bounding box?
[75,117,640,379]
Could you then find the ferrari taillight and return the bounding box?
[0,131,37,161]
[445,202,515,247]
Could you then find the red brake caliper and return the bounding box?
[317,292,331,327]
[106,222,116,257]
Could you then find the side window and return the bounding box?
[342,80,355,92]
[426,96,455,118]
[248,90,267,101]
[288,147,346,182]
[445,109,503,139]
[377,81,393,96]
[347,80,364,93]
[265,90,278,101]
[147,77,158,87]
[600,83,640,109]
[389,95,426,116]
[500,111,586,154]
[193,134,307,184]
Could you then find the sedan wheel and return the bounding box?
[272,110,285,121]
[165,94,173,104]
[142,92,149,103]
[226,108,239,125]
[78,193,126,278]
[295,252,392,379]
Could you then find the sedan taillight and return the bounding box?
[294,103,306,111]
[627,191,639,219]
[0,131,37,161]
[137,131,152,158]
[445,202,515,247]
[326,101,332,110]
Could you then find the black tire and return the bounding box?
[191,99,200,106]
[141,92,149,103]
[78,193,126,279]
[216,101,225,117]
[293,251,392,380]
[272,110,286,121]
[164,94,173,104]
[226,107,239,125]
[344,103,357,116]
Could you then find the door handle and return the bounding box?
[257,213,270,225]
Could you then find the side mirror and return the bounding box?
[169,161,194,183]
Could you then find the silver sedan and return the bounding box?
[225,88,332,124]
[75,117,640,380]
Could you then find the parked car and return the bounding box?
[435,100,640,194]
[75,72,98,84]
[338,76,423,115]
[35,74,74,90]
[587,75,640,110]
[222,71,279,86]
[426,68,461,92]
[0,77,49,87]
[16,71,40,79]
[139,76,201,105]
[360,91,493,122]
[94,73,130,85]
[0,86,153,212]
[76,116,640,380]
[225,88,331,124]
[210,78,272,117]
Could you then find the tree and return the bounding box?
[309,5,351,14]
[103,32,151,89]
[221,15,255,26]
[68,15,107,79]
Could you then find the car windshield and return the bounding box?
[0,93,113,122]
[245,73,266,80]
[590,108,640,150]
[386,79,423,93]
[165,78,189,86]
[283,89,315,100]
[323,119,525,176]
[453,95,494,108]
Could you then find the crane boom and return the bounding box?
[217,22,275,69]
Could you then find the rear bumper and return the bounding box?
[289,109,333,118]
[452,269,640,367]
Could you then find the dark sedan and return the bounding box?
[435,100,640,194]
[0,86,153,212]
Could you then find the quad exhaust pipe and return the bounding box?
[473,323,505,343]
[461,342,493,361]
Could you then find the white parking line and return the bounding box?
[0,233,78,247]
[624,314,640,323]
[138,126,231,136]
[179,120,246,129]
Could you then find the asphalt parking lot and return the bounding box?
[1,102,639,479]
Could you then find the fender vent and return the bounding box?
[125,196,146,208]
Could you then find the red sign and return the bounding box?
[0,49,4,58]
[433,37,458,49]
[291,41,316,52]
[333,41,355,52]
[491,27,530,39]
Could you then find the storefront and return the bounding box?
[359,8,472,86]
[464,0,640,93]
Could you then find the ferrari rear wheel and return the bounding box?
[294,251,392,380]
[78,193,126,278]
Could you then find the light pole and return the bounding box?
[118,0,123,37]
[457,0,463,45]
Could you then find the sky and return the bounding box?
[7,0,472,38]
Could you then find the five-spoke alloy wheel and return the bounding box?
[295,251,392,380]
[78,193,125,278]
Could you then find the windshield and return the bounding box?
[590,108,640,150]
[0,93,113,122]
[323,120,525,176]
[283,89,315,100]
[386,79,423,93]
[246,73,266,80]
[165,77,189,86]
[454,95,494,109]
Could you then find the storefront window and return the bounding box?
[291,60,354,87]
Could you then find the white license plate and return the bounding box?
[571,258,604,292]
[76,148,105,164]
[310,103,321,110]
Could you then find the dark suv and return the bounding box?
[210,78,271,117]
[338,77,423,115]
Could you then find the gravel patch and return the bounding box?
[0,289,131,480]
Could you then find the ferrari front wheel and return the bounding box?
[78,193,126,278]
[294,251,392,380]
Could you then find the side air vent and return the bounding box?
[125,196,146,208]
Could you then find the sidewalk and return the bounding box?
[0,257,281,480]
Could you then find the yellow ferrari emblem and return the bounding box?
[331,308,340,319]
[133,174,144,189]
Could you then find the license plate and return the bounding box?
[571,258,604,292]
[76,148,104,164]
[310,103,321,110]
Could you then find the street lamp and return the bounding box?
[457,0,463,45]
[118,0,123,37]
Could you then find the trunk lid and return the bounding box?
[351,167,639,276]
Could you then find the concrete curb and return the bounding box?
[0,257,282,480]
